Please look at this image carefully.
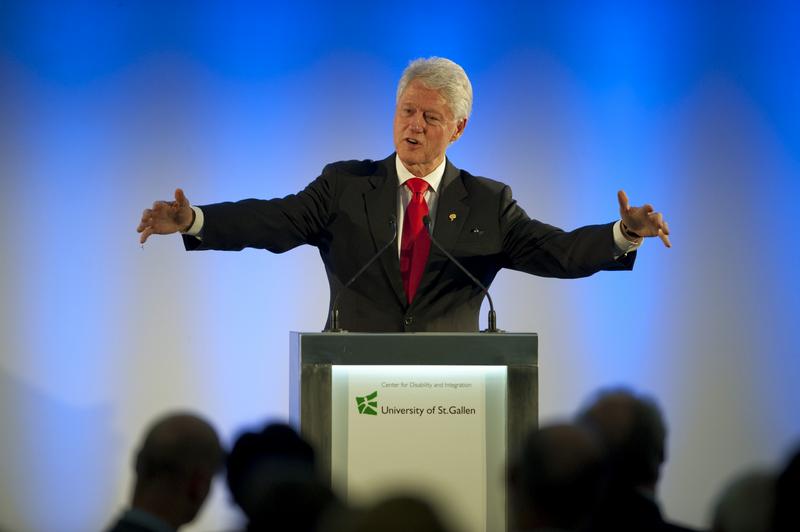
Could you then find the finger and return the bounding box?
[137,209,152,232]
[650,214,669,234]
[649,212,664,228]
[617,190,630,214]
[651,212,666,236]
[139,227,154,244]
[175,188,189,208]
[152,200,170,210]
[643,203,654,214]
[658,228,672,248]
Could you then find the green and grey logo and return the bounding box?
[356,390,378,415]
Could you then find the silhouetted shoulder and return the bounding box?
[322,158,384,178]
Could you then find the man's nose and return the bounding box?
[409,116,424,132]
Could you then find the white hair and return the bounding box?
[396,57,473,121]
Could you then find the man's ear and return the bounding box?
[450,118,468,142]
[186,470,212,505]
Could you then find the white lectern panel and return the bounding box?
[332,365,506,532]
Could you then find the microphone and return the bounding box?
[326,216,397,332]
[423,215,501,333]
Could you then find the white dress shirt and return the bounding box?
[395,155,446,257]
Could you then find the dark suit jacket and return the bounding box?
[587,487,699,532]
[184,154,635,332]
[105,510,175,532]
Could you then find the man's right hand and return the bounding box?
[137,188,194,244]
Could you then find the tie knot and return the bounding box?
[406,177,429,196]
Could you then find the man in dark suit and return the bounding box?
[576,388,697,532]
[508,423,605,531]
[105,412,224,532]
[137,57,670,332]
[225,423,339,532]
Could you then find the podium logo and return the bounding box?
[356,391,378,415]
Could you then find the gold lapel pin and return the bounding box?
[448,213,457,222]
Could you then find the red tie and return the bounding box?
[400,178,431,304]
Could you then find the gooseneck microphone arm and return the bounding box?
[422,215,500,333]
[326,216,397,332]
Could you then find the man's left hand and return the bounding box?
[617,190,671,248]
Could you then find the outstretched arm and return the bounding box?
[137,188,195,244]
[617,190,671,248]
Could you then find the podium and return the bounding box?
[289,332,537,532]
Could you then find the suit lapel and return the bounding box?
[413,159,469,301]
[365,155,407,308]
[432,159,469,253]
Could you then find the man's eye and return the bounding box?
[425,113,441,124]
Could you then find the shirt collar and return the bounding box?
[395,154,446,194]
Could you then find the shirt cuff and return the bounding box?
[613,220,641,257]
[183,206,204,237]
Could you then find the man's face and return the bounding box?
[393,78,467,175]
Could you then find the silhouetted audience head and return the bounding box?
[107,411,224,532]
[509,423,604,531]
[576,388,697,532]
[226,422,337,532]
[711,469,775,532]
[331,495,453,532]
[772,444,800,532]
[577,387,667,491]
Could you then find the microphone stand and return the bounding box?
[423,216,501,333]
[326,217,397,332]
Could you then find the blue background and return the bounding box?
[1,1,798,530]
